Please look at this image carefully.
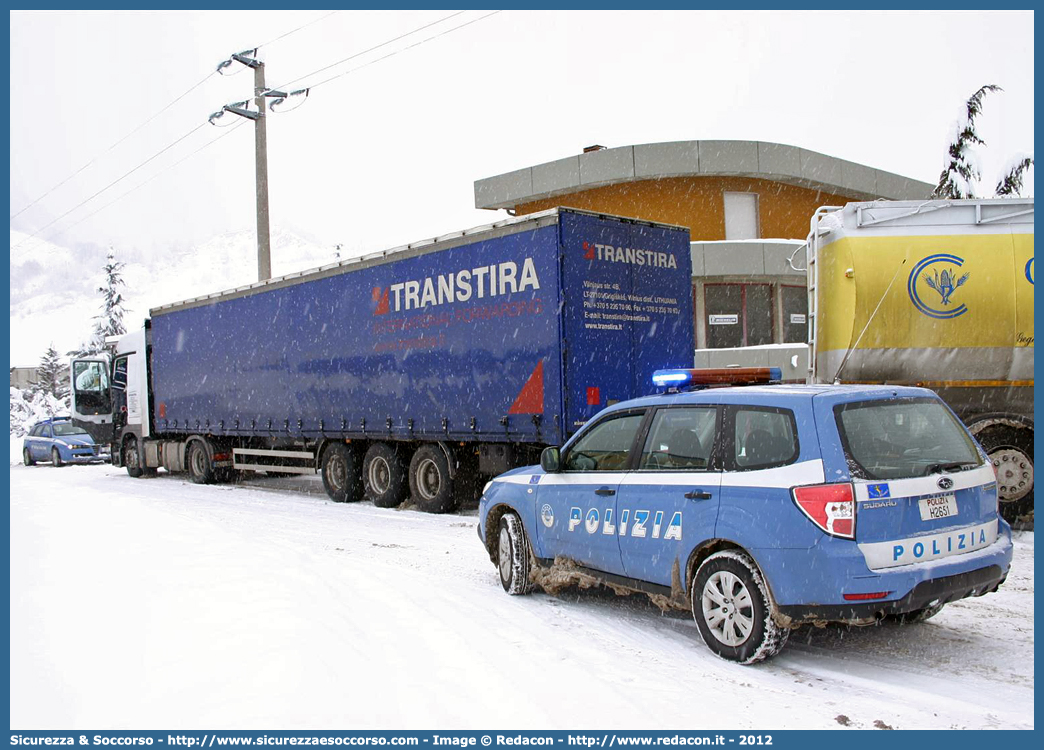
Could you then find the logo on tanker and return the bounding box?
[371,258,540,315]
[582,241,678,269]
[908,253,970,319]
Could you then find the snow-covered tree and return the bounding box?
[932,84,1001,199]
[35,343,69,401]
[995,154,1035,197]
[96,248,129,340]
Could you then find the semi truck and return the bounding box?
[807,197,1034,523]
[70,208,694,512]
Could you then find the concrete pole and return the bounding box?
[254,62,272,282]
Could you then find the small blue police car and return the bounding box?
[477,368,1013,664]
[22,417,109,467]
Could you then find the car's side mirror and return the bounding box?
[540,446,561,473]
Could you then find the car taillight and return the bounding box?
[792,483,855,539]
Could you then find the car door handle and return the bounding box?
[685,489,713,500]
[595,487,616,497]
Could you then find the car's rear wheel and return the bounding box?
[51,448,64,468]
[497,513,533,595]
[23,448,35,466]
[692,550,789,664]
[891,602,945,624]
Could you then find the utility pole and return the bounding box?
[252,59,272,282]
[213,51,272,282]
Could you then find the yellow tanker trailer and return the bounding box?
[808,197,1034,523]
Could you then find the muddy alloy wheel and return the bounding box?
[23,448,35,467]
[51,448,64,468]
[497,513,533,595]
[692,550,789,665]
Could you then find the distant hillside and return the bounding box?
[9,229,337,366]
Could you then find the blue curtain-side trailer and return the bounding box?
[72,208,694,512]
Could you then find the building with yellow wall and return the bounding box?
[474,140,933,355]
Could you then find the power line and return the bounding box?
[255,9,340,50]
[304,11,502,94]
[265,10,468,95]
[11,12,333,223]
[12,122,209,253]
[34,122,249,248]
[10,71,215,221]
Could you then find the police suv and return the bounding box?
[477,368,1013,664]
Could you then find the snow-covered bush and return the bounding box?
[10,386,69,437]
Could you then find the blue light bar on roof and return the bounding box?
[652,367,783,389]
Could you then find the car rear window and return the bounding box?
[834,398,982,480]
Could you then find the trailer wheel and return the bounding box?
[363,443,408,508]
[186,440,215,484]
[409,444,457,514]
[976,424,1033,524]
[321,443,362,503]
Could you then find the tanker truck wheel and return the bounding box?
[321,443,363,503]
[976,424,1033,525]
[363,442,408,508]
[409,444,457,514]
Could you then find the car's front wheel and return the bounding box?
[692,550,789,664]
[51,448,64,468]
[23,448,35,466]
[497,513,533,595]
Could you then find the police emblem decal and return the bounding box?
[908,253,970,319]
[540,503,554,528]
[867,483,891,499]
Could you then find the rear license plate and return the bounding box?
[919,493,957,521]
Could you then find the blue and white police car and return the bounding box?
[22,416,109,467]
[477,368,1013,664]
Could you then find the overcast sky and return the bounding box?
[8,9,1035,360]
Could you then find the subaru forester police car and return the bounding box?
[477,368,1013,664]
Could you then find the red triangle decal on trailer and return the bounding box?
[508,360,544,415]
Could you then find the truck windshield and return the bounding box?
[834,398,982,480]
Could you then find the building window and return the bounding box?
[781,285,808,343]
[705,283,773,348]
[723,192,760,240]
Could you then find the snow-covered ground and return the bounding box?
[9,438,1034,730]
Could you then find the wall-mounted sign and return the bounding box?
[709,314,739,326]
[790,314,807,324]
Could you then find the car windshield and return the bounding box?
[52,422,88,437]
[834,398,982,480]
